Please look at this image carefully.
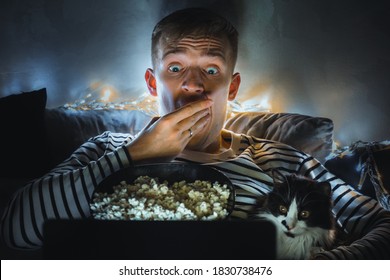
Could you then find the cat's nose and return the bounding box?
[287,225,295,230]
[282,220,295,230]
[286,224,294,230]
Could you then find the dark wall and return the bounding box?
[1,0,389,145]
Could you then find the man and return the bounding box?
[2,8,390,259]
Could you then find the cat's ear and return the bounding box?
[317,181,331,196]
[272,168,287,186]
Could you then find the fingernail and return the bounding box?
[205,99,213,106]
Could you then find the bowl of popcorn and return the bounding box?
[90,163,235,221]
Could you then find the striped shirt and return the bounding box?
[1,130,390,259]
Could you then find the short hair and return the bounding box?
[151,8,239,69]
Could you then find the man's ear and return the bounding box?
[228,72,241,101]
[145,68,157,97]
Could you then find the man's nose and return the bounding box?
[182,68,204,93]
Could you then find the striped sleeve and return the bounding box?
[295,148,390,259]
[315,211,390,259]
[1,132,133,249]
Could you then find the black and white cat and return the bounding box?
[251,170,336,259]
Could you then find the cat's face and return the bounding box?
[265,174,333,238]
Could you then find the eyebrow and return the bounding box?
[162,47,226,62]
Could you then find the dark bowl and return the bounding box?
[91,163,235,218]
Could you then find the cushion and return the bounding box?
[0,88,50,178]
[45,108,151,167]
[224,112,334,162]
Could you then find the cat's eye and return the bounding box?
[300,210,310,219]
[279,205,288,214]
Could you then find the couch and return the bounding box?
[1,88,388,259]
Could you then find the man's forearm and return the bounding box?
[1,141,132,249]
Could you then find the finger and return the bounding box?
[177,107,210,131]
[181,112,211,138]
[167,99,213,123]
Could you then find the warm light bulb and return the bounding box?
[258,95,271,110]
[101,88,111,102]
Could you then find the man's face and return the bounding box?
[145,35,241,152]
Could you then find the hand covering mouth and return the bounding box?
[175,93,210,109]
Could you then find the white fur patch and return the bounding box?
[258,209,335,259]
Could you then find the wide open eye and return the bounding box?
[168,64,182,73]
[205,67,219,75]
[299,210,310,219]
[279,205,288,214]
